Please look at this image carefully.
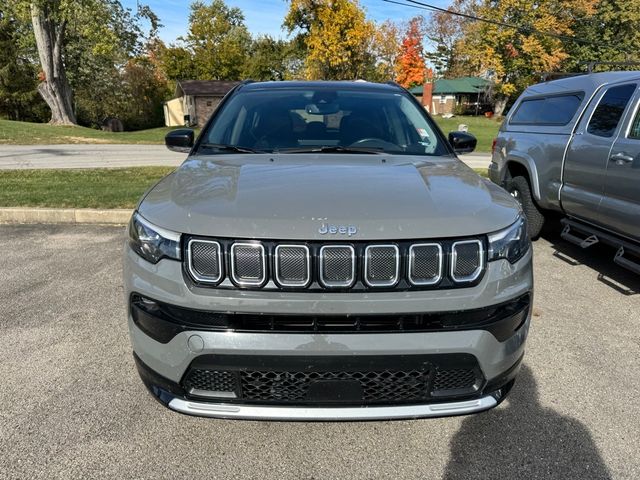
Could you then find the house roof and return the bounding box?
[409,77,491,95]
[176,80,240,97]
[433,77,491,94]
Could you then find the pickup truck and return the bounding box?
[490,71,640,274]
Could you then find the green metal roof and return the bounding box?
[433,76,490,94]
[409,77,490,95]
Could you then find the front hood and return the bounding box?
[139,154,520,240]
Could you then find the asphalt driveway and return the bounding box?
[1,224,639,479]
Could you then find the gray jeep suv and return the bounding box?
[124,81,532,420]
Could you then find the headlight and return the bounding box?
[128,212,181,264]
[488,216,530,264]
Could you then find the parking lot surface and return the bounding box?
[1,224,639,479]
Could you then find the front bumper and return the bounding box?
[124,244,532,419]
[134,351,521,420]
[168,395,499,421]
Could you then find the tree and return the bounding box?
[284,0,377,80]
[395,16,427,88]
[28,1,76,124]
[4,0,163,126]
[424,0,476,78]
[181,0,251,80]
[369,20,400,82]
[118,57,170,130]
[156,43,198,81]
[567,0,640,72]
[242,36,294,81]
[454,0,596,115]
[0,10,47,121]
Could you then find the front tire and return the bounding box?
[506,176,545,238]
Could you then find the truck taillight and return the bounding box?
[491,138,497,155]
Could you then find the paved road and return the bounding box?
[3,224,637,479]
[0,144,491,170]
[0,144,186,169]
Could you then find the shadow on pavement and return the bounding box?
[443,366,611,480]
[541,223,640,296]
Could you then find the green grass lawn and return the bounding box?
[0,166,488,209]
[1,116,498,151]
[433,115,502,153]
[0,167,174,209]
[0,119,181,145]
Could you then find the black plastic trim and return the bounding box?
[129,292,530,343]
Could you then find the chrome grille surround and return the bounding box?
[274,244,311,288]
[319,245,356,288]
[185,237,487,290]
[364,244,400,287]
[230,242,266,287]
[451,239,484,283]
[408,243,443,286]
[186,239,223,284]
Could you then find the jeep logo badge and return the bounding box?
[318,223,358,236]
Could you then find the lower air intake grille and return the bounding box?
[432,368,478,393]
[181,356,484,405]
[183,369,236,393]
[240,369,430,403]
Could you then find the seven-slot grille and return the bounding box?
[186,238,485,290]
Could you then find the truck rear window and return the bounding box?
[510,93,584,126]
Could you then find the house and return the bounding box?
[163,80,240,127]
[410,76,492,115]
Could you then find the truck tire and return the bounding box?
[506,176,545,238]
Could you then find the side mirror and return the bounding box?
[165,128,194,153]
[448,131,477,155]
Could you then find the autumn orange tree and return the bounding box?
[395,17,427,88]
[284,0,376,80]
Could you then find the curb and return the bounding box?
[0,207,132,225]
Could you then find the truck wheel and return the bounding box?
[506,176,545,238]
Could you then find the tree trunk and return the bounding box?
[30,3,76,125]
[493,96,509,117]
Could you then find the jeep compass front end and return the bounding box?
[124,81,533,420]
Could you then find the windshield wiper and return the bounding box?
[198,143,261,154]
[278,146,384,154]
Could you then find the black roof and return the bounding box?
[177,80,241,97]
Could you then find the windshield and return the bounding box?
[197,86,449,156]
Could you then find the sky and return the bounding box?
[120,0,449,44]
